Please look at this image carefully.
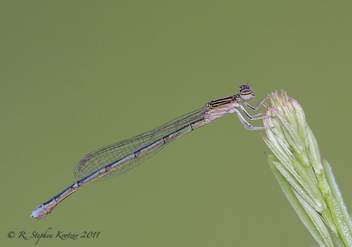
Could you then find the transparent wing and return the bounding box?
[74,107,206,182]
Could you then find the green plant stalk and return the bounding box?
[262,91,352,247]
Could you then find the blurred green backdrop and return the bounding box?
[1,1,352,246]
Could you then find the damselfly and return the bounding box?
[31,84,269,219]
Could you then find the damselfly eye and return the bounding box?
[239,84,250,91]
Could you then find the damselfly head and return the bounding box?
[239,84,255,101]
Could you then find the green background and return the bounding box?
[1,1,352,246]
